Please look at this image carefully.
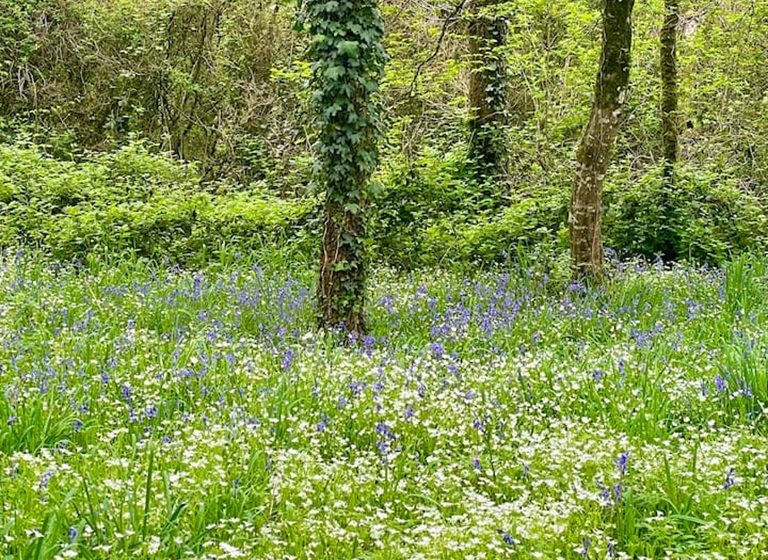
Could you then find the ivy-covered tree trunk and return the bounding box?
[467,0,508,181]
[570,0,635,279]
[660,0,679,182]
[302,0,385,336]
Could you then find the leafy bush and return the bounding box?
[370,146,476,266]
[0,143,312,263]
[605,166,768,263]
[421,189,569,266]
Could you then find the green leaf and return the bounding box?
[338,40,359,58]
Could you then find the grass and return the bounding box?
[1,253,768,559]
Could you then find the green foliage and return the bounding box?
[605,165,768,262]
[0,143,312,263]
[299,0,385,328]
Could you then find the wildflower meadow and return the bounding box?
[2,255,768,559]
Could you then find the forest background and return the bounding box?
[0,0,766,271]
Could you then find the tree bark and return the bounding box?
[570,0,635,279]
[660,0,679,182]
[467,0,508,181]
[318,199,368,336]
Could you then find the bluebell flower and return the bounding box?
[472,417,485,433]
[317,418,328,432]
[68,526,78,542]
[597,481,610,502]
[497,529,515,546]
[38,470,54,490]
[281,348,295,371]
[430,342,445,359]
[613,482,622,503]
[616,452,629,476]
[713,374,727,394]
[723,467,736,490]
[404,404,414,420]
[121,384,132,402]
[472,457,481,471]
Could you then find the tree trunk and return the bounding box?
[467,0,508,181]
[305,0,385,337]
[318,199,368,336]
[660,0,679,182]
[570,0,635,279]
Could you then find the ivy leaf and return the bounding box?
[338,40,360,58]
[344,202,361,214]
[324,66,345,80]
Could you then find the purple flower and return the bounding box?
[497,529,515,546]
[404,404,414,420]
[377,439,389,457]
[613,482,622,503]
[68,526,78,542]
[145,405,158,420]
[472,457,481,471]
[7,415,17,426]
[714,374,727,394]
[281,348,295,371]
[738,378,753,398]
[73,419,83,432]
[362,335,376,353]
[430,342,445,359]
[615,452,629,476]
[598,481,610,502]
[376,422,395,440]
[121,384,132,402]
[581,538,591,556]
[723,467,736,490]
[592,369,604,382]
[38,470,54,490]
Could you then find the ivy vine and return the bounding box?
[297,0,386,333]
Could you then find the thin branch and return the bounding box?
[408,0,469,96]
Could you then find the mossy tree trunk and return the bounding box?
[302,0,385,336]
[660,0,680,182]
[467,0,508,181]
[570,0,635,279]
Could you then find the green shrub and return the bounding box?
[605,165,768,263]
[421,185,569,266]
[0,142,312,263]
[370,146,476,266]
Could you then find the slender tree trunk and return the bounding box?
[570,0,635,279]
[467,0,508,181]
[660,0,679,182]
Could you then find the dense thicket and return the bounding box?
[1,0,767,268]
